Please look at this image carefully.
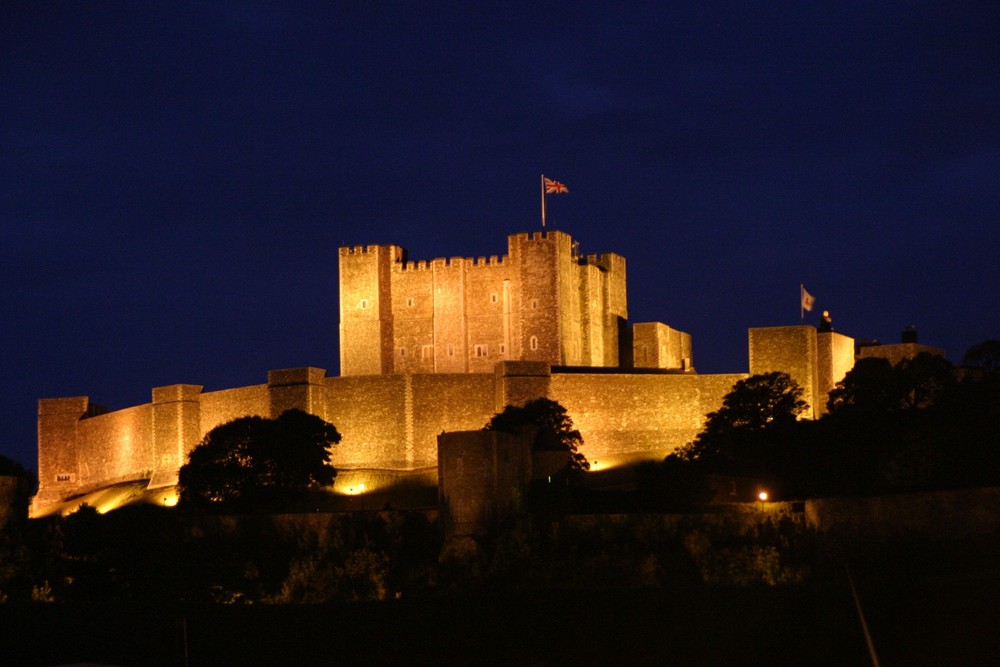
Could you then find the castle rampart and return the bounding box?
[550,371,747,468]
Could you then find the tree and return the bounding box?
[178,409,341,511]
[678,372,807,468]
[897,352,955,410]
[962,340,1000,374]
[827,353,955,414]
[827,357,900,415]
[484,398,589,472]
[0,455,36,529]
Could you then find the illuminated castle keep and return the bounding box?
[35,230,863,512]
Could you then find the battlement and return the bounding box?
[580,252,624,271]
[402,260,431,271]
[340,244,376,256]
[339,244,405,261]
[510,230,571,244]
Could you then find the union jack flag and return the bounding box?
[544,177,568,194]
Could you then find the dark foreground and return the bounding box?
[3,569,998,667]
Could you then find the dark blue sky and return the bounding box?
[2,2,998,469]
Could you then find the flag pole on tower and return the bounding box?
[540,175,568,228]
[541,174,546,228]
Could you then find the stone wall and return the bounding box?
[550,371,747,467]
[632,322,692,370]
[437,430,531,537]
[36,363,753,507]
[324,372,496,470]
[858,341,945,366]
[805,486,1000,541]
[816,331,855,416]
[749,325,820,418]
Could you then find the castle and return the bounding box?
[34,230,930,514]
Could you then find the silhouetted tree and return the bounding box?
[178,409,341,511]
[828,353,955,414]
[677,372,807,469]
[484,398,589,472]
[827,357,900,415]
[0,455,36,530]
[962,339,1000,374]
[897,353,956,410]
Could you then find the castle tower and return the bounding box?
[149,384,202,489]
[36,397,90,504]
[748,325,821,419]
[337,231,630,376]
[339,244,404,376]
[507,231,628,368]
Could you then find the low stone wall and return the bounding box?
[805,486,1000,541]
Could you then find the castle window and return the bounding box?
[490,293,498,304]
[421,345,433,360]
[499,344,506,355]
[447,344,454,356]
[530,336,538,351]
[399,348,407,358]
[474,344,488,358]
[358,298,369,309]
[456,457,463,479]
[530,299,539,309]
[407,297,415,307]
[56,473,73,482]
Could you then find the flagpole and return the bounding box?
[800,284,805,321]
[540,174,546,228]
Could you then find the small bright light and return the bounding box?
[358,483,366,492]
[758,491,769,502]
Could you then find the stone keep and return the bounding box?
[339,231,631,375]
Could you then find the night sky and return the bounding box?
[3,2,998,470]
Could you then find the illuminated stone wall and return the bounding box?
[37,397,91,503]
[199,384,269,433]
[816,331,856,416]
[858,341,945,366]
[632,322,693,370]
[550,371,747,468]
[37,363,754,506]
[323,372,496,470]
[749,325,820,418]
[339,244,402,376]
[35,400,156,503]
